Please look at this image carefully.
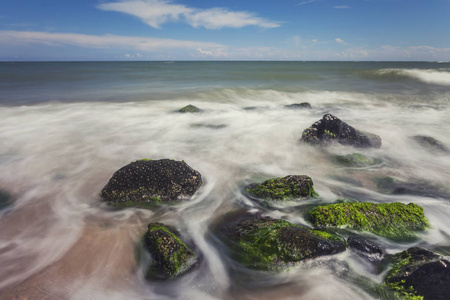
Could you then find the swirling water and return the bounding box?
[0,61,450,299]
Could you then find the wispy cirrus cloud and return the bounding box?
[0,30,225,51]
[297,0,317,6]
[97,0,280,29]
[334,5,350,9]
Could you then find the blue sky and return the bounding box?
[1,0,449,61]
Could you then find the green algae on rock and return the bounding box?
[301,114,382,148]
[100,159,202,208]
[383,247,450,300]
[246,175,318,201]
[144,223,197,279]
[179,104,202,113]
[334,153,382,167]
[220,214,346,270]
[309,202,429,240]
[285,102,312,109]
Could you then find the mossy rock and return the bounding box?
[301,114,382,148]
[334,153,382,167]
[383,247,450,300]
[219,213,346,270]
[100,159,202,208]
[0,190,11,210]
[144,223,197,279]
[179,104,202,113]
[309,202,429,240]
[285,102,312,109]
[246,175,318,201]
[412,135,449,154]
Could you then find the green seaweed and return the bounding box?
[309,202,429,240]
[145,223,196,278]
[383,251,424,300]
[246,175,318,201]
[227,217,346,270]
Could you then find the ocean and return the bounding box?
[0,61,449,299]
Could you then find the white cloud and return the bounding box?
[335,38,348,45]
[98,0,280,29]
[297,0,317,6]
[0,30,224,52]
[334,5,350,9]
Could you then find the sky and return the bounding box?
[1,0,449,61]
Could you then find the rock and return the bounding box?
[218,213,346,270]
[179,104,202,113]
[100,159,202,208]
[347,235,385,262]
[334,153,382,167]
[412,135,449,153]
[0,190,11,210]
[376,176,450,199]
[144,223,197,278]
[309,202,429,240]
[384,247,450,300]
[246,175,318,201]
[301,114,382,148]
[285,102,312,109]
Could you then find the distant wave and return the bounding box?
[368,68,450,86]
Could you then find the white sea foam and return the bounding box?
[0,87,449,298]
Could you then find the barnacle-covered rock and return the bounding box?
[100,159,202,208]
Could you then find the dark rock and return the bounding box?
[144,223,197,278]
[218,213,346,270]
[246,175,318,201]
[384,247,450,300]
[376,176,450,199]
[412,135,449,153]
[285,102,312,109]
[309,202,429,240]
[301,114,382,148]
[347,235,385,261]
[0,190,11,210]
[333,153,382,167]
[190,123,227,129]
[100,159,202,208]
[179,104,202,113]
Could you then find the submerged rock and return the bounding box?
[246,175,318,201]
[285,102,312,109]
[384,247,450,300]
[412,135,449,154]
[347,235,385,262]
[334,153,382,167]
[100,159,202,208]
[144,223,197,279]
[376,176,450,199]
[179,104,202,113]
[301,114,382,148]
[219,213,346,270]
[309,202,429,240]
[0,190,11,210]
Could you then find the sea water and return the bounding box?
[0,61,449,299]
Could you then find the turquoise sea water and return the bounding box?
[0,61,449,299]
